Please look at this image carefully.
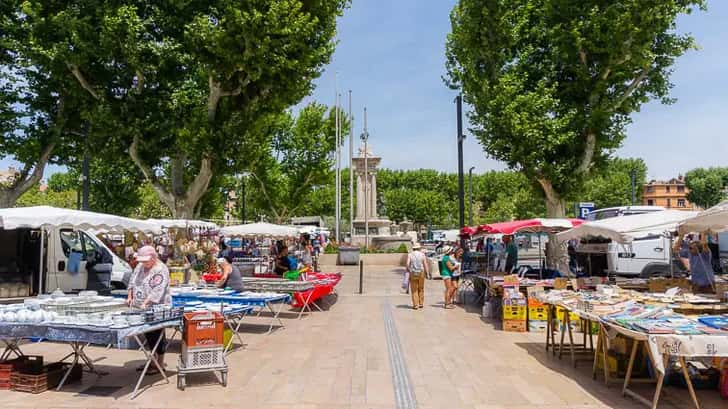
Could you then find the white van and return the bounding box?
[0,227,132,300]
[585,205,665,221]
[575,206,677,277]
[575,235,673,277]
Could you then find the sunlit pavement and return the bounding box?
[0,265,725,408]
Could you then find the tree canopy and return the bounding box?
[685,167,728,209]
[446,0,705,218]
[4,0,348,217]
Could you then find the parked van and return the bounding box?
[575,235,673,277]
[0,227,132,301]
[572,208,695,278]
[585,205,665,221]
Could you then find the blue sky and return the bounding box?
[303,0,728,180]
[3,1,726,180]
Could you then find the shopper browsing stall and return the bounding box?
[687,236,715,293]
[450,248,464,304]
[504,235,518,273]
[215,256,244,292]
[274,245,293,275]
[126,245,171,375]
[440,246,458,309]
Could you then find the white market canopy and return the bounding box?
[0,206,163,234]
[557,210,699,244]
[679,200,728,234]
[146,218,218,230]
[219,222,300,239]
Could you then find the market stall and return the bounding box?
[536,287,728,408]
[0,292,183,398]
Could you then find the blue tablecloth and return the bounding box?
[0,319,181,346]
[173,293,291,307]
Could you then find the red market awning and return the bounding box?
[474,218,584,236]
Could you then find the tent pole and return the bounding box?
[538,233,543,279]
[39,228,45,295]
[669,233,674,279]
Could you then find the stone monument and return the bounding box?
[352,146,392,245]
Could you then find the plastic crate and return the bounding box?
[183,311,224,347]
[528,306,548,321]
[180,345,225,369]
[528,320,548,332]
[503,320,527,332]
[11,362,81,394]
[502,305,527,321]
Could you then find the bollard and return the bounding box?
[359,260,364,294]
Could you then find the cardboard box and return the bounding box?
[503,320,528,332]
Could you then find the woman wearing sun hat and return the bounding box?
[440,246,458,309]
[126,245,171,375]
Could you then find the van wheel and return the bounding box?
[640,265,669,278]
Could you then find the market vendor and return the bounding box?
[215,255,244,292]
[126,245,171,375]
[687,236,715,294]
[274,245,293,275]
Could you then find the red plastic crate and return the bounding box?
[183,311,224,347]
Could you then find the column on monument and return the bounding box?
[356,172,365,220]
[370,172,378,218]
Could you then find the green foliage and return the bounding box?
[685,167,728,208]
[248,103,349,223]
[580,158,648,209]
[381,188,448,225]
[130,183,172,219]
[324,243,338,254]
[394,244,409,254]
[17,185,76,209]
[5,0,349,216]
[446,0,705,215]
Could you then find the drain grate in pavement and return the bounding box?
[382,301,417,409]
[75,385,123,397]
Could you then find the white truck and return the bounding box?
[0,226,132,301]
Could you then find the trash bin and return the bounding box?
[338,246,361,265]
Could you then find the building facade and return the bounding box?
[642,176,696,210]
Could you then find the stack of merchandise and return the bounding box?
[502,287,527,332]
[527,287,548,332]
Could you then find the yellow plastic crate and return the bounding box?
[528,307,548,321]
[555,307,579,322]
[503,305,527,321]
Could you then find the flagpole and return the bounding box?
[348,90,353,243]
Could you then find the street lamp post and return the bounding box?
[360,108,370,249]
[630,169,637,206]
[455,95,466,250]
[468,166,475,226]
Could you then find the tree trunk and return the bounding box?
[0,143,55,208]
[537,177,569,273]
[128,136,213,219]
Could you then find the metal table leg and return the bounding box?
[1,339,23,360]
[57,342,101,390]
[130,332,169,399]
[297,291,316,320]
[265,301,287,334]
[223,312,249,355]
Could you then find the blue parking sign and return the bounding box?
[577,202,595,219]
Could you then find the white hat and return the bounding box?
[412,242,422,250]
[442,245,453,255]
[216,257,227,265]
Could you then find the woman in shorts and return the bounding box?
[440,246,458,309]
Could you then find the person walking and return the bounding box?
[494,238,506,272]
[450,248,464,305]
[406,243,429,310]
